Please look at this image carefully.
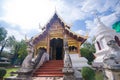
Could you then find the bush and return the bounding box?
[0,68,6,78]
[81,67,95,80]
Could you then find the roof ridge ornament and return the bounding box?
[39,23,42,30]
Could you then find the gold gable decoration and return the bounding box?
[32,12,88,57]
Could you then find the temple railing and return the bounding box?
[32,50,49,74]
[9,49,49,79]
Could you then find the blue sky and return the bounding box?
[0,0,120,41]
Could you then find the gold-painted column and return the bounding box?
[47,34,50,54]
[78,42,81,57]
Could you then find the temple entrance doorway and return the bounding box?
[50,38,63,60]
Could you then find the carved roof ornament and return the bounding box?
[25,34,28,42]
[39,23,42,30]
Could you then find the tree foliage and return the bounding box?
[80,41,95,63]
[81,67,95,80]
[0,68,6,78]
[17,40,27,64]
[0,27,7,58]
[11,40,27,65]
[0,27,7,42]
[82,42,96,53]
[0,27,28,65]
[80,48,95,63]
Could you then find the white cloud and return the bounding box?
[2,0,55,28]
[82,0,120,37]
[81,0,119,13]
[75,30,86,36]
[6,28,24,41]
[0,0,120,41]
[101,13,119,27]
[0,0,56,40]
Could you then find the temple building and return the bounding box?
[32,12,88,60]
[5,12,90,79]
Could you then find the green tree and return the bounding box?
[0,27,7,58]
[6,36,16,48]
[80,48,95,63]
[80,41,95,64]
[17,40,27,64]
[0,27,7,42]
[11,40,27,65]
[82,42,96,53]
[0,39,9,58]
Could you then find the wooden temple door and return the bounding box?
[50,38,63,60]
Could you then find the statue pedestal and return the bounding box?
[5,71,32,80]
[103,64,120,80]
[70,54,90,70]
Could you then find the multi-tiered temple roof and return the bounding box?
[33,13,88,45]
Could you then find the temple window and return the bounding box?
[69,46,77,53]
[69,46,72,51]
[97,41,101,50]
[114,36,120,46]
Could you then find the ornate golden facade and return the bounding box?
[33,13,87,60]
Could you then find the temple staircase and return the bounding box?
[33,60,64,77]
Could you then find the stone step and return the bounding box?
[36,69,62,72]
[35,71,63,74]
[34,73,63,77]
[33,60,64,77]
[38,67,63,70]
[33,77,63,80]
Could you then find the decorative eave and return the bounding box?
[64,27,88,45]
[33,29,48,45]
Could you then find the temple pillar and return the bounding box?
[78,42,81,57]
[47,34,50,54]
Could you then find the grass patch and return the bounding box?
[95,71,104,80]
[4,67,19,78]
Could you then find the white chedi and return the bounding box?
[93,15,120,67]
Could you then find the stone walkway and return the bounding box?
[33,77,63,80]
